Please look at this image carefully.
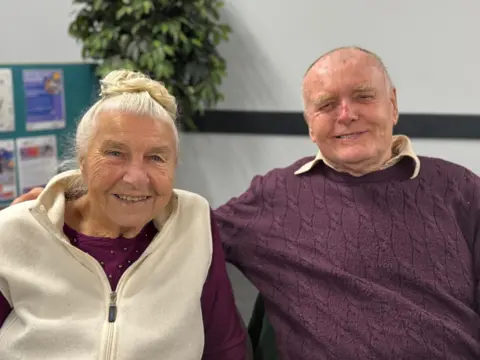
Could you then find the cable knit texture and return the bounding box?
[215,156,480,360]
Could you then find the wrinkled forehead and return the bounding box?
[304,52,387,99]
[92,111,177,151]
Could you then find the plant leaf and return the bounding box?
[68,0,232,128]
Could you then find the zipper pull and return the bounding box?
[108,291,117,323]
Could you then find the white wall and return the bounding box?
[0,1,82,64]
[3,0,480,115]
[217,0,480,114]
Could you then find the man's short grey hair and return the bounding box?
[303,46,394,90]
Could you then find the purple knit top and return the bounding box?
[0,212,246,359]
[215,156,480,359]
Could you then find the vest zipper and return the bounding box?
[104,291,117,360]
[108,292,117,323]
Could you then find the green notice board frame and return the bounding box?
[0,63,98,205]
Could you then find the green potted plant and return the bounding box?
[68,0,232,129]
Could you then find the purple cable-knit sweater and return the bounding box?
[0,211,246,360]
[215,156,480,360]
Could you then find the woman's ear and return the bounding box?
[78,157,84,172]
[78,157,86,178]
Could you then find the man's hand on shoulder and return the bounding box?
[11,187,44,205]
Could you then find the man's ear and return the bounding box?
[304,112,316,142]
[391,87,399,125]
[309,127,316,143]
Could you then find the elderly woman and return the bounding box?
[0,70,248,359]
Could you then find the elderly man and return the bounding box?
[12,47,480,359]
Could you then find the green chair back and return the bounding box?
[247,294,279,360]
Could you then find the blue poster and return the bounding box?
[22,69,66,131]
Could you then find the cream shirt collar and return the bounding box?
[294,135,420,179]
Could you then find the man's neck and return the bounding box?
[326,150,393,177]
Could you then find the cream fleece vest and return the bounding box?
[0,170,212,360]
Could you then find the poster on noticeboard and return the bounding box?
[0,139,17,201]
[16,135,57,195]
[0,68,15,132]
[22,69,66,131]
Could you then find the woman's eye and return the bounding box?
[106,150,122,157]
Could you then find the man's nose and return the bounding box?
[336,100,358,124]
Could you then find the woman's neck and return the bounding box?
[64,194,175,239]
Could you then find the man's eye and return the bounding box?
[150,155,164,162]
[319,103,333,111]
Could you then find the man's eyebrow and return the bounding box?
[312,94,335,105]
[148,146,171,154]
[352,84,375,92]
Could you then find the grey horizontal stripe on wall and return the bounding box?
[189,111,480,138]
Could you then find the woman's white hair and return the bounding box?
[60,69,179,193]
[77,69,179,161]
[61,70,179,168]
